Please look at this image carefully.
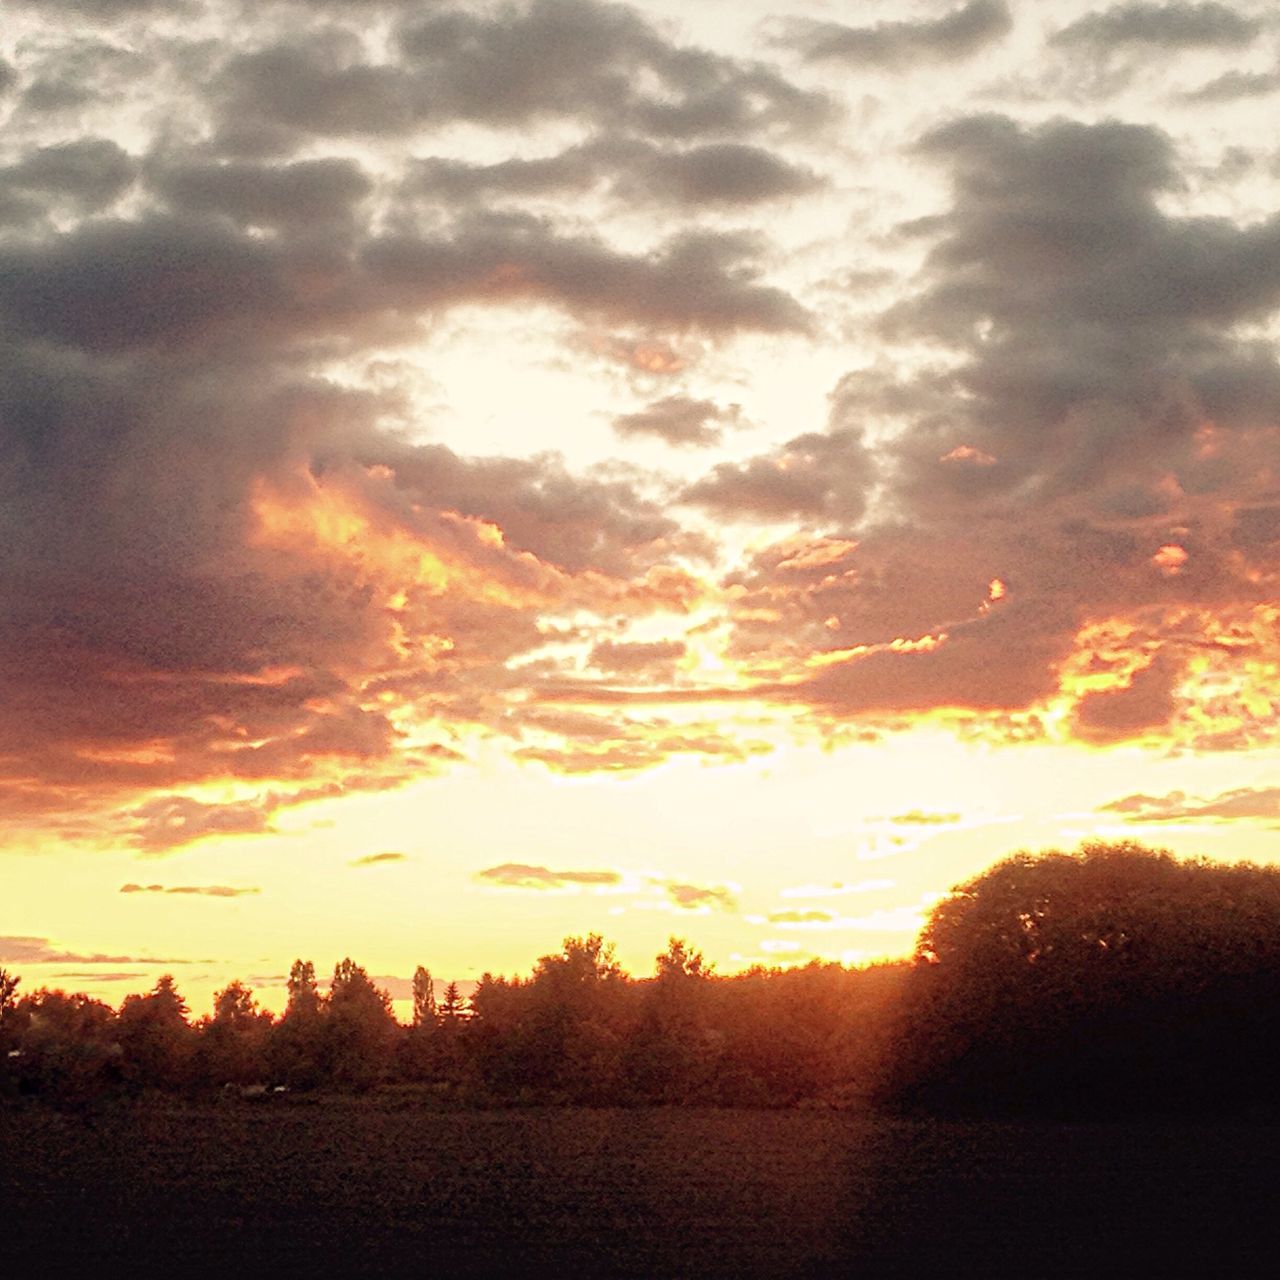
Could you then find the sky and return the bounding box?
[2,0,1279,1017]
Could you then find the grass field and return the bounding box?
[4,1099,1279,1277]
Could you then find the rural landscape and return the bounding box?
[7,840,1280,1272]
[4,0,1280,1272]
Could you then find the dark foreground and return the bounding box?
[4,1100,1279,1278]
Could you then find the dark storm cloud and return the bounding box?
[682,429,873,522]
[612,395,739,447]
[410,138,819,208]
[781,0,1012,66]
[1050,2,1261,50]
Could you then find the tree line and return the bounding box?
[6,840,1280,1114]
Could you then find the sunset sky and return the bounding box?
[2,0,1279,1016]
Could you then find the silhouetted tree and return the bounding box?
[325,958,398,1090]
[197,981,272,1085]
[11,989,122,1103]
[271,959,326,1088]
[116,975,194,1090]
[0,968,18,1047]
[411,966,436,1028]
[439,981,465,1022]
[885,841,1280,1113]
[626,938,717,1103]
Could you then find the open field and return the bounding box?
[4,1100,1280,1277]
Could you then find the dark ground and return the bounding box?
[3,1099,1279,1277]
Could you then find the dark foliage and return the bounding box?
[7,843,1280,1115]
[883,840,1280,1114]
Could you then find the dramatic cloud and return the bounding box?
[783,0,1012,66]
[476,863,623,889]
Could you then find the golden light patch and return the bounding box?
[1152,544,1188,577]
[248,473,549,612]
[940,444,997,466]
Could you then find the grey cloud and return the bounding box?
[14,0,189,15]
[217,0,827,145]
[398,0,828,138]
[4,140,136,211]
[0,59,16,95]
[219,36,420,140]
[1183,68,1280,101]
[149,156,374,230]
[1050,2,1261,49]
[477,863,623,889]
[410,138,819,209]
[882,114,1280,513]
[612,395,739,447]
[682,428,873,522]
[364,219,811,336]
[784,0,1012,66]
[1100,785,1280,821]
